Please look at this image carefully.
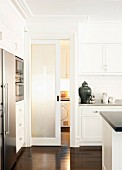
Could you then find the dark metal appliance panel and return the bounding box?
[3,50,16,170]
[0,49,3,170]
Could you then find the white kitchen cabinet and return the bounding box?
[0,21,15,53]
[79,106,122,146]
[16,100,25,153]
[78,43,122,75]
[61,45,70,78]
[80,108,102,145]
[105,44,122,73]
[81,116,102,141]
[78,44,103,74]
[0,18,24,58]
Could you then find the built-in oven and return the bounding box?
[15,57,24,102]
[16,56,24,74]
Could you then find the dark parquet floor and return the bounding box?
[12,146,102,170]
[12,131,102,170]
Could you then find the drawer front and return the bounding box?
[16,104,24,117]
[81,108,100,116]
[16,130,24,153]
[16,116,24,134]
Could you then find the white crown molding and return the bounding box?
[11,0,90,23]
[11,0,33,19]
[80,20,122,28]
[27,15,90,24]
[29,32,73,40]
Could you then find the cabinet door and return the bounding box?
[16,101,25,153]
[81,116,102,142]
[106,44,122,73]
[78,44,103,74]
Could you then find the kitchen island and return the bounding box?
[100,111,122,170]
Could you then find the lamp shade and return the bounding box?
[60,78,70,91]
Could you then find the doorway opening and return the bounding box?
[60,40,70,146]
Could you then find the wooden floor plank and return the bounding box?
[12,146,102,170]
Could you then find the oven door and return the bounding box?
[16,57,24,74]
[16,83,24,102]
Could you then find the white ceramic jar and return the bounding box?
[102,93,108,104]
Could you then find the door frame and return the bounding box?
[24,32,78,147]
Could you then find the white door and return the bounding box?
[31,40,61,146]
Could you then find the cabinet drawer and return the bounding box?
[16,130,24,153]
[16,116,24,134]
[81,108,100,116]
[16,104,24,117]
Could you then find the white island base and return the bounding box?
[102,119,122,170]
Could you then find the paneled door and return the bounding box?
[31,40,61,145]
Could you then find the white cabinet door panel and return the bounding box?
[16,100,25,153]
[79,44,103,74]
[16,130,24,153]
[106,44,122,73]
[81,116,102,141]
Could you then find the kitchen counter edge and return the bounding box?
[79,99,122,107]
[100,111,122,132]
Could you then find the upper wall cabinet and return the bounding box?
[78,43,122,75]
[79,23,122,44]
[105,44,122,73]
[0,21,24,58]
[0,21,14,52]
[0,1,25,59]
[78,44,103,74]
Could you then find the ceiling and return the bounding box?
[24,0,122,21]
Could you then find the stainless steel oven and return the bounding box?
[16,56,24,74]
[15,57,24,102]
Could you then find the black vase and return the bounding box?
[78,81,92,104]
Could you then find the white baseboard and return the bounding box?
[80,141,102,146]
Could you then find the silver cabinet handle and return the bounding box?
[105,65,107,71]
[3,83,9,135]
[93,111,99,114]
[19,123,22,126]
[19,137,22,141]
[104,65,107,72]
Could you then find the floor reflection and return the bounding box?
[12,146,102,170]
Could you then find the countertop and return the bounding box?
[60,97,70,101]
[100,111,122,132]
[79,99,122,106]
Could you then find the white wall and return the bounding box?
[78,75,122,100]
[26,20,122,147]
[25,19,80,147]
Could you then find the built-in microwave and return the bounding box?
[16,56,24,74]
[15,57,24,102]
[16,83,24,101]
